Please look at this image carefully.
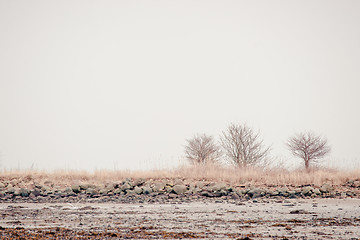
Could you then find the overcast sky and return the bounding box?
[0,0,359,171]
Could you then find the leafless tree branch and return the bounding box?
[286,131,331,170]
[220,123,270,167]
[184,134,221,165]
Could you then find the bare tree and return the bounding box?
[220,123,270,167]
[286,131,331,171]
[184,134,221,165]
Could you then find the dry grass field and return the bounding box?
[1,164,359,187]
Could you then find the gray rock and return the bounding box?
[44,190,53,195]
[143,186,153,194]
[240,189,248,195]
[20,188,30,197]
[213,192,224,197]
[230,193,240,200]
[289,194,298,199]
[83,184,97,190]
[279,191,289,197]
[165,186,173,193]
[346,191,355,196]
[41,185,52,192]
[134,186,143,194]
[121,183,131,191]
[211,182,227,192]
[196,181,204,189]
[313,188,321,195]
[79,184,88,190]
[13,188,21,196]
[86,188,98,195]
[64,187,73,194]
[9,180,17,186]
[278,188,289,196]
[174,179,184,185]
[235,190,244,197]
[0,183,5,189]
[71,185,81,193]
[288,190,296,196]
[113,189,122,194]
[353,181,360,188]
[219,189,228,196]
[121,179,133,188]
[189,186,200,194]
[124,178,133,185]
[172,185,187,194]
[247,188,263,198]
[99,188,108,195]
[126,189,135,195]
[31,190,41,197]
[105,185,115,192]
[270,191,279,196]
[320,183,334,193]
[152,182,166,192]
[6,187,15,194]
[201,191,215,197]
[302,186,314,196]
[133,178,145,187]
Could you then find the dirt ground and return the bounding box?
[0,198,360,239]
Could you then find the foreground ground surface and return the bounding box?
[0,198,359,239]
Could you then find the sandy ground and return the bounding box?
[0,198,360,239]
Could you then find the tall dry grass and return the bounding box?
[1,164,359,187]
[174,164,360,186]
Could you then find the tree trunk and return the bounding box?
[305,159,310,172]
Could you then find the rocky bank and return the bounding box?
[1,177,360,203]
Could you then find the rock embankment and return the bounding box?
[0,178,359,203]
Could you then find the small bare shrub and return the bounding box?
[220,123,270,168]
[287,131,331,171]
[184,134,221,165]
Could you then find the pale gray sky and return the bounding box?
[0,0,359,171]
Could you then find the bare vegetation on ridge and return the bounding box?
[0,165,359,187]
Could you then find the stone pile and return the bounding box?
[0,178,359,201]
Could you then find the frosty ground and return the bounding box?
[1,198,360,239]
